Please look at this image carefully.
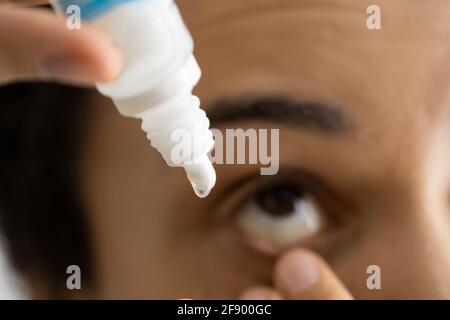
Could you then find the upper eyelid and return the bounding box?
[214,167,349,221]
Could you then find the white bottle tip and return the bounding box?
[184,155,216,198]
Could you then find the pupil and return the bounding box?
[256,186,303,217]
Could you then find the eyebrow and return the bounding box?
[207,96,351,134]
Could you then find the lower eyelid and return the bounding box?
[214,169,354,258]
[234,210,352,260]
[238,204,318,238]
[235,224,322,258]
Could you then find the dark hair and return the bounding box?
[0,82,92,298]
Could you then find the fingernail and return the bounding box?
[276,251,319,295]
[40,53,95,83]
[239,288,272,300]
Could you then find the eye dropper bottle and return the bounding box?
[50,0,216,197]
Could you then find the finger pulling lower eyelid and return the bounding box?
[239,287,282,300]
[275,251,320,296]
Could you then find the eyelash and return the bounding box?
[216,168,351,257]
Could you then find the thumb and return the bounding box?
[0,5,122,86]
[274,249,353,300]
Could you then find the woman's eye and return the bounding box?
[234,185,325,255]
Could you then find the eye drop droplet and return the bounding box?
[193,186,207,198]
[184,155,216,198]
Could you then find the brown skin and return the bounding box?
[2,0,450,299]
[79,0,450,299]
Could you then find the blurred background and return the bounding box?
[0,243,25,299]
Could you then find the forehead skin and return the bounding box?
[181,0,450,109]
[179,0,450,188]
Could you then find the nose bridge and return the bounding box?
[385,144,447,226]
[405,122,449,221]
[379,107,448,209]
[376,133,450,298]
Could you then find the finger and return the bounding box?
[239,286,282,300]
[274,249,353,300]
[0,6,122,86]
[1,1,48,6]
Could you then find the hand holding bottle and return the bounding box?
[1,0,216,197]
[0,0,122,86]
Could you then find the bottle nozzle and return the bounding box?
[184,155,216,198]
